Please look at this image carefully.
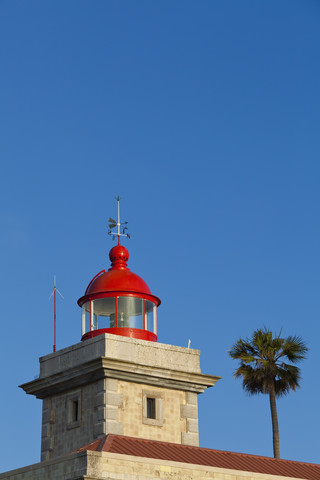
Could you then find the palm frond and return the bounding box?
[229,328,308,398]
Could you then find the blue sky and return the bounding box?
[1,0,320,472]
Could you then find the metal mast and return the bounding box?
[49,275,64,352]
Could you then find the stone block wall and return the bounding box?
[0,453,85,480]
[181,391,199,446]
[41,381,98,460]
[0,450,287,480]
[42,377,199,461]
[118,380,187,444]
[89,451,291,480]
[41,378,125,460]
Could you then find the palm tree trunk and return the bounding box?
[269,383,280,459]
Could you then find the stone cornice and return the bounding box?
[20,357,221,398]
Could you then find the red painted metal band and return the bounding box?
[78,291,161,308]
[81,327,157,342]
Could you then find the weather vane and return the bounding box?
[108,196,130,243]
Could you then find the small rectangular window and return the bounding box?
[142,390,163,426]
[66,391,81,429]
[146,397,156,419]
[72,400,79,422]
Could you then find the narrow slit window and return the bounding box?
[142,390,163,426]
[146,397,156,419]
[66,392,81,429]
[72,400,79,422]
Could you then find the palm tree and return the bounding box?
[229,328,308,459]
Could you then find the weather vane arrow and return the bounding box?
[108,196,130,244]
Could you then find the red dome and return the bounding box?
[85,269,152,297]
[77,243,160,307]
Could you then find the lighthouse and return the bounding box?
[19,200,220,462]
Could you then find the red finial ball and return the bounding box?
[109,244,129,269]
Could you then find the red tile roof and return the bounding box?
[75,434,320,480]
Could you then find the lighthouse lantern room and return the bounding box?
[77,198,161,342]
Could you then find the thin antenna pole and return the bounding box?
[54,278,56,352]
[49,275,63,353]
[117,197,120,244]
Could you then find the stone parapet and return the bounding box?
[38,334,203,378]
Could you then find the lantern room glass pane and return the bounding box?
[145,300,157,333]
[82,297,157,333]
[83,298,116,331]
[84,307,91,332]
[118,296,143,329]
